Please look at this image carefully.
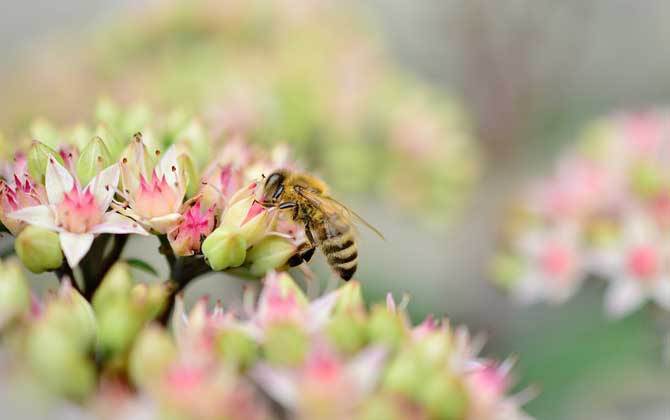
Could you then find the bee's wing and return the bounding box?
[296,188,385,240]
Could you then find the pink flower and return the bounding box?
[118,142,187,233]
[511,224,585,304]
[0,174,47,235]
[247,271,339,339]
[251,345,386,415]
[168,200,216,256]
[592,214,670,318]
[10,156,147,267]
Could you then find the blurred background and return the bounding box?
[1,1,669,418]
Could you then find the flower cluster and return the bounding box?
[494,110,670,318]
[0,263,532,419]
[0,0,479,223]
[0,113,308,292]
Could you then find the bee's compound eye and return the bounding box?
[264,172,285,199]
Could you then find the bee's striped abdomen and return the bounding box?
[316,220,358,281]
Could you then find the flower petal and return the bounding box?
[45,155,74,204]
[86,163,120,211]
[148,213,183,234]
[59,232,94,268]
[604,279,646,318]
[347,346,387,395]
[89,212,149,235]
[8,205,59,231]
[306,290,339,333]
[250,365,298,409]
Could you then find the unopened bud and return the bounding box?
[327,312,367,354]
[15,225,63,273]
[76,136,112,186]
[0,259,30,326]
[92,262,133,314]
[178,153,199,197]
[96,299,144,357]
[44,279,97,349]
[216,328,258,370]
[94,124,125,160]
[367,304,407,350]
[202,226,247,271]
[244,235,297,276]
[418,374,468,420]
[333,280,365,314]
[27,322,96,401]
[129,324,177,388]
[27,140,64,183]
[130,282,168,322]
[264,322,309,366]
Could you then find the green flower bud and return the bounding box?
[367,305,407,350]
[76,136,112,186]
[244,235,297,276]
[418,374,469,420]
[96,299,144,357]
[327,311,367,354]
[178,153,199,197]
[264,322,309,366]
[94,124,126,160]
[216,328,258,370]
[0,259,30,326]
[15,225,63,273]
[92,262,134,314]
[130,282,168,322]
[383,350,425,397]
[27,322,96,401]
[202,226,247,271]
[27,140,64,183]
[69,124,92,150]
[129,325,177,388]
[221,196,255,228]
[44,281,97,349]
[333,280,365,314]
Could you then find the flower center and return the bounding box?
[627,245,659,280]
[133,172,179,219]
[57,187,102,233]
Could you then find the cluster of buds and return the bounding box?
[0,264,533,419]
[0,0,479,224]
[494,110,670,318]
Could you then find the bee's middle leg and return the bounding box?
[288,223,316,267]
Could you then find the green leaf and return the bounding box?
[125,258,159,277]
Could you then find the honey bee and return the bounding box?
[260,169,383,281]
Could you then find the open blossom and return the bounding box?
[168,200,217,256]
[0,174,47,235]
[510,223,585,305]
[118,139,187,233]
[251,345,387,416]
[247,271,339,338]
[9,156,147,267]
[590,213,670,318]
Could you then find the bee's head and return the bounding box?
[263,171,286,204]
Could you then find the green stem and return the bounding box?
[157,255,212,325]
[54,262,83,294]
[83,234,129,300]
